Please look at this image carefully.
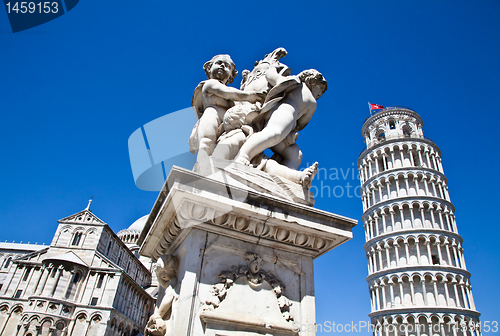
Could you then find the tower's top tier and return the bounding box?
[362,107,424,149]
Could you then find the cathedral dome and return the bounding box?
[117,215,148,247]
[128,215,148,232]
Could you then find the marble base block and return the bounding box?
[138,166,356,336]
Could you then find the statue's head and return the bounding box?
[298,69,328,99]
[155,254,179,289]
[244,252,263,274]
[203,54,238,84]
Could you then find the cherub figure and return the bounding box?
[235,68,328,167]
[212,106,318,188]
[189,55,265,174]
[145,254,179,336]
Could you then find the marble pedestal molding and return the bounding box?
[138,166,357,336]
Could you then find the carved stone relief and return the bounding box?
[203,252,293,322]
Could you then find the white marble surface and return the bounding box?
[139,167,356,335]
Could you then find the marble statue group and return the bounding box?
[189,48,327,189]
[142,48,347,336]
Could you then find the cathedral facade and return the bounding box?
[0,206,155,336]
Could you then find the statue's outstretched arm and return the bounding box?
[204,80,264,103]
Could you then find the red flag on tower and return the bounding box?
[368,102,384,115]
[369,103,384,110]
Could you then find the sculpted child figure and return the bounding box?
[212,108,318,188]
[189,54,265,174]
[145,255,179,336]
[235,67,328,167]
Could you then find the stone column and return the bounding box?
[385,245,391,269]
[389,210,395,231]
[381,284,387,309]
[381,213,387,232]
[399,208,405,229]
[425,241,432,265]
[436,241,444,265]
[389,280,395,308]
[415,239,421,265]
[443,279,451,306]
[422,176,429,195]
[429,208,436,228]
[408,150,415,166]
[460,284,470,309]
[404,242,410,266]
[409,206,415,228]
[394,243,400,267]
[433,279,440,306]
[421,279,428,306]
[398,280,405,307]
[452,282,461,308]
[417,149,424,168]
[409,280,416,305]
[467,286,476,311]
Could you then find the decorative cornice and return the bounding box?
[140,167,356,261]
[150,199,341,260]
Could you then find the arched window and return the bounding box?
[72,232,83,246]
[107,241,112,255]
[376,129,385,142]
[72,272,81,283]
[65,271,82,300]
[3,257,12,268]
[389,120,396,129]
[23,267,31,281]
[96,273,105,288]
[402,124,413,137]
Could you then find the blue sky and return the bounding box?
[1,1,499,334]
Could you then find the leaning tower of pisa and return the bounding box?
[357,107,480,336]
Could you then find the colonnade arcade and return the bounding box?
[365,233,467,274]
[359,141,444,184]
[368,271,476,312]
[363,200,458,241]
[370,313,481,336]
[361,170,450,211]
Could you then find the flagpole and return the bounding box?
[368,102,372,116]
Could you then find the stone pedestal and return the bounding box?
[138,166,356,336]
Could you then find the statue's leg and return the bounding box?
[195,109,220,175]
[197,109,220,156]
[263,160,318,189]
[212,131,247,161]
[236,103,295,164]
[272,143,302,170]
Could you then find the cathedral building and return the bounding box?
[358,107,480,336]
[0,203,155,336]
